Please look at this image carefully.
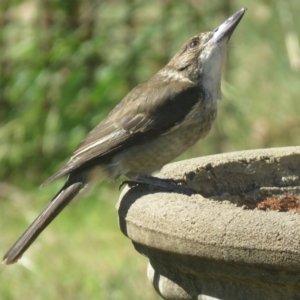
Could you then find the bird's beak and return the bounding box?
[212,8,246,43]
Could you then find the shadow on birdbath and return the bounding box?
[116,146,300,300]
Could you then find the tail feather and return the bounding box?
[3,181,83,265]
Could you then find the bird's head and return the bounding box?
[162,8,246,100]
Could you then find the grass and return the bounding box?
[0,182,159,300]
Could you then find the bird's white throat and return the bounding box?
[199,42,226,101]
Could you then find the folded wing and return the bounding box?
[42,78,202,186]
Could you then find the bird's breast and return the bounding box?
[109,97,218,178]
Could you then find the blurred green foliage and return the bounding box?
[1,0,300,299]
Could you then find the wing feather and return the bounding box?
[42,77,202,186]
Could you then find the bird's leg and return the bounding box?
[120,175,195,195]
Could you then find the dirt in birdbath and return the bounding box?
[240,194,300,213]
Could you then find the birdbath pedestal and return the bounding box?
[116,147,300,300]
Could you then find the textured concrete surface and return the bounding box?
[117,146,300,300]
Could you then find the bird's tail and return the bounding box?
[2,179,84,265]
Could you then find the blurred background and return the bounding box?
[0,0,299,299]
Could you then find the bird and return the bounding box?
[3,8,246,265]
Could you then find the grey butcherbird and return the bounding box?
[3,8,246,264]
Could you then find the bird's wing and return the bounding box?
[42,78,202,186]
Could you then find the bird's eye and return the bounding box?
[189,40,199,48]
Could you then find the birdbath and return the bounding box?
[116,146,300,300]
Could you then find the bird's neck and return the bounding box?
[199,49,224,101]
[156,68,193,84]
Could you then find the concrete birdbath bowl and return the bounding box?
[117,146,300,300]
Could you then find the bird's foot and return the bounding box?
[119,176,195,195]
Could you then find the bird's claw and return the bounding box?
[119,180,139,190]
[119,176,195,195]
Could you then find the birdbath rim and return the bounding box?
[117,146,300,270]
